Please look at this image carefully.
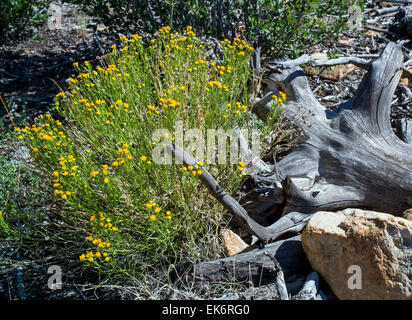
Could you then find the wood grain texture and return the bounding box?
[249,42,412,239]
[171,235,310,287]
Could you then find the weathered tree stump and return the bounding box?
[169,42,412,243]
[246,41,412,241]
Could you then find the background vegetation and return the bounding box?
[70,0,364,56]
[0,0,51,44]
[0,0,364,56]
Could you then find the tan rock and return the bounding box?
[221,229,249,256]
[303,53,356,81]
[400,77,409,86]
[304,64,356,81]
[338,38,354,45]
[365,30,377,37]
[310,52,328,60]
[379,2,394,8]
[302,208,412,300]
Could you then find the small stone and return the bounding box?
[379,2,394,8]
[365,30,377,37]
[310,52,328,60]
[221,229,249,256]
[304,53,356,81]
[403,208,412,221]
[338,38,354,45]
[304,64,356,82]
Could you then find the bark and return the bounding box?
[170,235,310,287]
[247,41,412,240]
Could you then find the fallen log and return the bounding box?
[170,235,311,287]
[167,42,411,300]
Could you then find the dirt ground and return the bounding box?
[0,1,111,127]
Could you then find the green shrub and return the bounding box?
[0,0,50,44]
[16,27,285,277]
[71,0,365,57]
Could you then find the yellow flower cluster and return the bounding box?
[159,26,171,35]
[159,97,180,108]
[96,64,119,76]
[194,59,206,65]
[52,155,79,199]
[227,102,247,114]
[145,201,172,221]
[90,212,118,232]
[67,77,78,84]
[182,163,203,177]
[272,90,287,106]
[79,251,111,263]
[185,26,195,37]
[237,161,247,175]
[220,38,254,53]
[214,64,232,76]
[154,26,197,53]
[80,212,116,262]
[56,92,66,99]
[119,33,143,43]
[115,143,133,161]
[207,81,229,92]
[146,104,159,115]
[15,115,69,161]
